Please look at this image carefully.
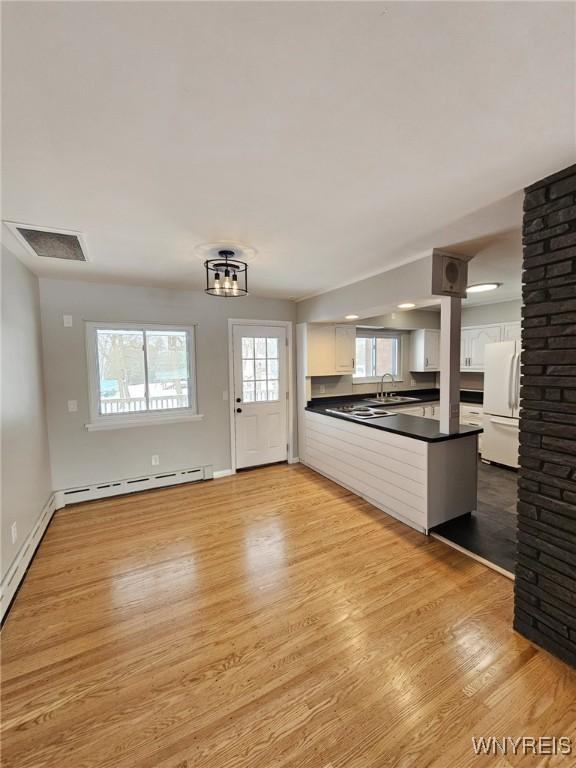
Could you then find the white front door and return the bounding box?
[232,324,288,469]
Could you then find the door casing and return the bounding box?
[227,319,295,474]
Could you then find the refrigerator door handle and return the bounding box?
[507,354,515,410]
[515,352,521,409]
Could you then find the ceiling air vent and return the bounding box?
[4,223,88,261]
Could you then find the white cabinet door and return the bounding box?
[462,325,502,371]
[395,405,426,416]
[460,332,469,370]
[334,325,356,373]
[503,322,521,342]
[306,324,336,377]
[460,404,483,419]
[424,403,440,420]
[410,329,440,372]
[425,330,440,370]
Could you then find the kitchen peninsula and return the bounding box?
[303,393,482,534]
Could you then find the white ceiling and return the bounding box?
[2,1,574,299]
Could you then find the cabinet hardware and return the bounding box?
[236,407,242,413]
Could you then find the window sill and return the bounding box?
[85,414,204,431]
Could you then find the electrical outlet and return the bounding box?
[63,315,73,327]
[11,522,17,544]
[319,384,326,394]
[151,455,160,466]
[67,400,78,412]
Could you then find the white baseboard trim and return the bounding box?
[1,493,58,623]
[213,469,234,478]
[288,456,300,464]
[430,532,515,580]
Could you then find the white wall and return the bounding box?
[1,248,52,580]
[462,299,521,326]
[39,279,296,489]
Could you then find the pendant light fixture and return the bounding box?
[204,249,248,297]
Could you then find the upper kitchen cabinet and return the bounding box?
[334,325,356,373]
[410,329,440,372]
[502,321,521,342]
[461,325,501,371]
[304,323,356,376]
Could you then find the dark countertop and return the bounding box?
[305,399,483,443]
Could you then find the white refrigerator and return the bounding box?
[482,340,520,468]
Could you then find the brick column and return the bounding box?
[516,164,576,667]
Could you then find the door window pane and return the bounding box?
[267,359,279,379]
[254,337,267,358]
[243,381,255,402]
[242,337,254,358]
[267,338,279,358]
[97,330,146,415]
[268,380,279,401]
[240,335,281,403]
[255,380,268,401]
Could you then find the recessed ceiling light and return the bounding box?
[466,283,501,294]
[345,314,359,320]
[398,303,416,309]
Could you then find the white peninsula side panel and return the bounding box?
[303,410,477,533]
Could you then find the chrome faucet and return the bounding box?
[378,372,395,400]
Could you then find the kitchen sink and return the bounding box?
[363,396,420,405]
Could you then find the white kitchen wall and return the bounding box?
[1,248,52,580]
[462,299,521,326]
[39,278,296,489]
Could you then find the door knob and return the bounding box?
[236,407,242,413]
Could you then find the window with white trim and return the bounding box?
[353,331,402,381]
[86,323,198,426]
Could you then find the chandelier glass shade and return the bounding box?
[204,250,248,297]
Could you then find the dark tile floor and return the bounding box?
[432,460,518,574]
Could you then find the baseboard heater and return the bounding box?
[55,464,213,506]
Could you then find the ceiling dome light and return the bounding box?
[398,303,416,309]
[345,314,359,320]
[205,250,248,297]
[466,283,501,294]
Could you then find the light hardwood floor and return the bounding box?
[2,464,575,767]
